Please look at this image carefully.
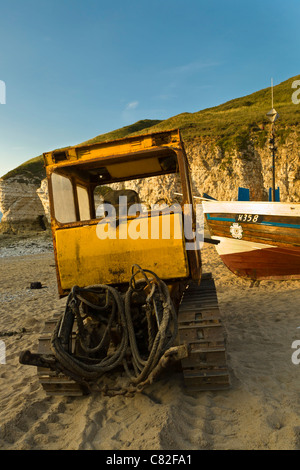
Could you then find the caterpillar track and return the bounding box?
[178,274,230,391]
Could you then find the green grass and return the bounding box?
[81,119,162,145]
[2,74,299,181]
[141,75,300,145]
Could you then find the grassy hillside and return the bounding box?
[80,119,162,145]
[130,74,300,152]
[2,74,299,181]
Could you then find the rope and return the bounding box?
[123,265,178,385]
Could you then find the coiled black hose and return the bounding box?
[51,284,128,384]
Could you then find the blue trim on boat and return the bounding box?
[206,214,235,222]
[206,213,300,229]
[261,221,300,229]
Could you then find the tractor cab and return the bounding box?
[44,129,202,297]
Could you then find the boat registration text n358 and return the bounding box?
[235,214,263,223]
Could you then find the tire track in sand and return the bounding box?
[0,396,91,450]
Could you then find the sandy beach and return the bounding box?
[0,236,299,450]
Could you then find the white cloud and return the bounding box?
[126,101,139,110]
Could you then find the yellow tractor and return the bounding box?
[20,129,229,396]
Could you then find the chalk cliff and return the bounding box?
[0,176,48,234]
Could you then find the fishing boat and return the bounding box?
[202,81,300,281]
[202,200,300,281]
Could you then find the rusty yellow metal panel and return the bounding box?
[55,213,189,290]
[76,136,154,161]
[43,129,181,168]
[106,157,162,179]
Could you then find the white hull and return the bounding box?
[210,236,275,256]
[202,200,300,217]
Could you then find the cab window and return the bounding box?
[51,173,76,223]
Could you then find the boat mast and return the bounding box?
[266,78,279,202]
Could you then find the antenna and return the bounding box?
[266,78,279,202]
[266,78,278,123]
[271,77,273,108]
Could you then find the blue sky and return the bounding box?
[0,0,299,176]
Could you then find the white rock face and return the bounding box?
[0,176,46,233]
[36,178,51,223]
